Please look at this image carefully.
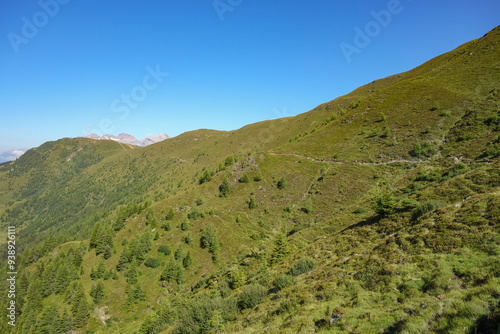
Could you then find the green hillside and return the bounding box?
[1,26,499,334]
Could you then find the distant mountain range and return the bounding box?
[86,132,170,146]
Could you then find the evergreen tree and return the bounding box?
[174,245,183,261]
[56,310,72,334]
[89,222,102,250]
[90,281,105,304]
[372,191,397,216]
[183,251,193,269]
[96,259,106,279]
[54,264,69,294]
[117,245,131,272]
[219,179,231,197]
[165,207,175,221]
[71,283,89,329]
[199,169,212,184]
[277,177,287,190]
[113,205,128,231]
[126,259,138,285]
[161,257,183,284]
[36,303,59,334]
[136,230,153,263]
[269,234,291,265]
[138,312,159,334]
[96,227,113,259]
[146,208,157,228]
[201,224,220,262]
[248,197,257,209]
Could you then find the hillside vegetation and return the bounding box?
[0,26,499,333]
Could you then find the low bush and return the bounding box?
[289,257,317,276]
[412,200,445,221]
[238,284,268,310]
[158,245,171,255]
[144,258,161,268]
[273,274,296,291]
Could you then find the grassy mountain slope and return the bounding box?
[0,26,499,334]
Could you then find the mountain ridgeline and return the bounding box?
[0,27,499,333]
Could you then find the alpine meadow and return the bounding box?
[1,25,500,334]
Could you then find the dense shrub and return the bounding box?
[273,274,296,291]
[289,257,317,276]
[412,142,436,157]
[175,296,238,334]
[188,207,201,220]
[144,258,161,268]
[412,200,445,221]
[238,284,268,310]
[353,207,368,214]
[158,245,171,256]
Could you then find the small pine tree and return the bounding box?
[161,257,183,284]
[174,245,183,261]
[146,208,157,228]
[183,251,193,269]
[224,156,234,167]
[90,280,105,304]
[239,173,250,183]
[116,245,131,272]
[269,234,291,265]
[248,197,257,209]
[95,260,106,279]
[201,224,220,262]
[372,191,397,216]
[219,179,231,197]
[165,207,175,220]
[88,222,102,250]
[277,177,287,190]
[199,169,212,184]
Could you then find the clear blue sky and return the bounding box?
[1,0,499,154]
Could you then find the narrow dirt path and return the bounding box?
[268,152,427,166]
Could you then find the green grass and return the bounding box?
[0,26,499,334]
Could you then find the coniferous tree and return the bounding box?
[174,245,183,261]
[71,283,89,329]
[96,259,106,279]
[113,205,129,231]
[54,264,70,294]
[146,208,157,228]
[117,245,131,272]
[89,222,102,250]
[90,280,105,304]
[201,224,220,262]
[219,179,231,197]
[183,251,193,269]
[126,259,138,285]
[37,303,59,334]
[96,227,113,259]
[161,257,183,284]
[165,207,175,221]
[269,234,291,265]
[136,230,153,263]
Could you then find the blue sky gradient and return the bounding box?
[1,0,499,154]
